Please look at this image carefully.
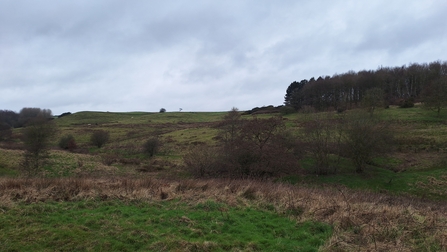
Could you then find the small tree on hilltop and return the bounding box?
[159,108,166,113]
[90,130,110,148]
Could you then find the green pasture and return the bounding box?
[56,111,226,127]
[0,200,331,252]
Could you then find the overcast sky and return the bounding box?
[1,1,446,115]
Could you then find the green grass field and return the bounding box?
[0,200,331,251]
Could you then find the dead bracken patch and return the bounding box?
[0,177,446,251]
[414,175,447,197]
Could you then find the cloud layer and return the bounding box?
[1,0,446,114]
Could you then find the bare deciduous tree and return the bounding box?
[218,107,242,148]
[422,76,447,117]
[21,117,57,175]
[18,107,52,127]
[342,112,393,173]
[221,114,299,178]
[183,145,220,177]
[362,87,385,116]
[90,130,110,148]
[302,113,343,175]
[185,109,301,179]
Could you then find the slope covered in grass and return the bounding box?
[1,105,447,250]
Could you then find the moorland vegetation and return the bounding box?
[1,60,447,251]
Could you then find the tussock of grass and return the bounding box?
[0,177,446,251]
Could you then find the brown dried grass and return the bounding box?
[0,177,446,251]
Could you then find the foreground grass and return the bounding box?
[0,200,331,252]
[1,177,446,251]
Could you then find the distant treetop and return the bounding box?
[284,60,447,112]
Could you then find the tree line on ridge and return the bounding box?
[284,60,447,113]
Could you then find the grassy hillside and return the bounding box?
[1,105,447,251]
[45,106,447,199]
[1,106,447,198]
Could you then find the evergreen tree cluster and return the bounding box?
[284,61,447,111]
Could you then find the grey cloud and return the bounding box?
[1,1,446,114]
[355,2,447,53]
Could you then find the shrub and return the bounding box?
[342,112,394,173]
[223,114,300,178]
[58,135,77,151]
[184,114,301,179]
[90,130,110,148]
[218,107,242,145]
[159,108,166,113]
[362,87,385,116]
[399,98,414,108]
[143,137,160,157]
[280,106,296,115]
[183,146,221,177]
[302,113,342,175]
